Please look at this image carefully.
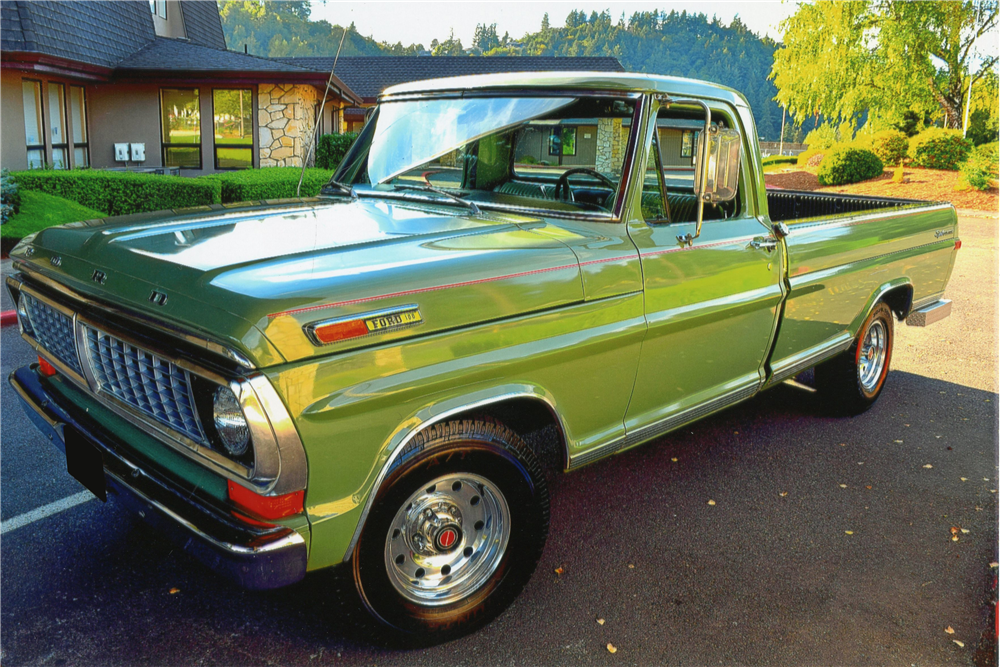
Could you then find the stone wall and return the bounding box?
[257,84,318,168]
[595,118,628,175]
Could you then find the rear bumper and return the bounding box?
[9,364,308,590]
[906,299,953,327]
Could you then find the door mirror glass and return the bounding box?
[694,126,741,203]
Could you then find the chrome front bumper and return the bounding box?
[9,364,308,590]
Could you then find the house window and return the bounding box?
[548,126,577,156]
[70,86,89,167]
[48,83,68,169]
[681,130,699,159]
[161,88,201,168]
[150,0,166,18]
[213,89,253,169]
[22,80,45,169]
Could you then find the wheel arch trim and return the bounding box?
[342,385,569,562]
[849,279,913,337]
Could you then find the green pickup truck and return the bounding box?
[8,72,958,643]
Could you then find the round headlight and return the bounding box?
[213,386,250,456]
[16,297,32,334]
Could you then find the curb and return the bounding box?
[1,310,16,328]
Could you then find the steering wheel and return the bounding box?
[553,168,617,202]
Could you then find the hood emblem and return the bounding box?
[92,270,107,285]
[149,290,168,306]
[304,305,423,346]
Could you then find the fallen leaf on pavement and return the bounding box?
[779,492,788,497]
[845,531,854,535]
[923,464,933,469]
[671,458,678,462]
[953,640,965,648]
[945,626,955,634]
[707,500,716,506]
[961,478,968,481]
[866,485,872,489]
[169,588,180,595]
[607,643,617,654]
[597,618,605,625]
[952,536,960,542]
[894,440,903,443]
[990,562,998,568]
[839,484,847,488]
[839,443,846,446]
[961,528,969,534]
[950,527,960,535]
[628,564,635,569]
[554,567,564,575]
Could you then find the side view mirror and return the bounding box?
[695,125,741,204]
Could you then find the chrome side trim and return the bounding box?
[568,381,761,470]
[768,333,854,386]
[905,299,952,327]
[341,390,568,562]
[9,268,256,369]
[785,202,954,233]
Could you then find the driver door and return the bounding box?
[623,100,784,441]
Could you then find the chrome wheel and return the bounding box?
[384,473,510,606]
[858,319,887,392]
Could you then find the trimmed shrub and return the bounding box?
[202,167,335,203]
[817,146,884,186]
[869,130,909,166]
[908,128,973,170]
[315,132,358,170]
[796,148,826,167]
[959,142,999,191]
[761,155,798,166]
[10,170,221,217]
[1,169,21,225]
[804,124,838,150]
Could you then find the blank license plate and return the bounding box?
[65,427,107,501]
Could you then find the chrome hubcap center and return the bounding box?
[858,319,887,392]
[385,473,510,606]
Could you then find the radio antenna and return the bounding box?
[297,25,348,197]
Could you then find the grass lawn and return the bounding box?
[2,189,106,253]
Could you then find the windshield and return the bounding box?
[334,95,638,216]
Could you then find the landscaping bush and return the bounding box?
[817,146,884,186]
[796,147,826,167]
[908,128,973,170]
[959,142,999,191]
[1,169,21,225]
[315,132,358,170]
[10,170,221,217]
[869,129,909,166]
[804,124,839,150]
[761,155,798,166]
[202,167,335,203]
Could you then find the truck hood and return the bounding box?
[12,198,585,365]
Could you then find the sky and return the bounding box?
[308,1,798,48]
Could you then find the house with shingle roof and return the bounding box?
[281,56,625,132]
[0,0,360,173]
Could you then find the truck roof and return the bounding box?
[380,71,750,108]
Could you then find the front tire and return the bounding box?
[352,419,549,645]
[815,301,895,415]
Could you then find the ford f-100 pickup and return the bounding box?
[8,72,958,643]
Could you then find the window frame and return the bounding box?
[211,87,254,171]
[69,85,90,168]
[22,79,46,169]
[160,87,202,169]
[47,82,69,169]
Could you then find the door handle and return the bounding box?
[749,236,777,252]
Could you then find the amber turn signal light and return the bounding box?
[311,318,369,344]
[38,356,57,377]
[227,480,304,520]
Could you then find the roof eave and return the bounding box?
[0,51,114,81]
[111,69,362,104]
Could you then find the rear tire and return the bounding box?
[815,301,895,416]
[352,419,549,646]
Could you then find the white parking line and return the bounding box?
[1,491,95,535]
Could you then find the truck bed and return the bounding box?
[767,189,928,223]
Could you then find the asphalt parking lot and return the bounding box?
[2,213,997,666]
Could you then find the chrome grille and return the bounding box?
[22,293,82,374]
[83,325,206,444]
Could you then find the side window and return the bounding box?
[642,107,742,224]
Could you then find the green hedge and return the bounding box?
[869,130,909,166]
[1,168,21,224]
[960,142,999,191]
[315,133,358,170]
[908,128,973,170]
[762,155,799,166]
[201,167,335,203]
[10,170,221,216]
[817,146,884,186]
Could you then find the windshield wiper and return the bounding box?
[321,180,357,199]
[392,185,480,215]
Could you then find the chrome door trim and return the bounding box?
[767,333,854,386]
